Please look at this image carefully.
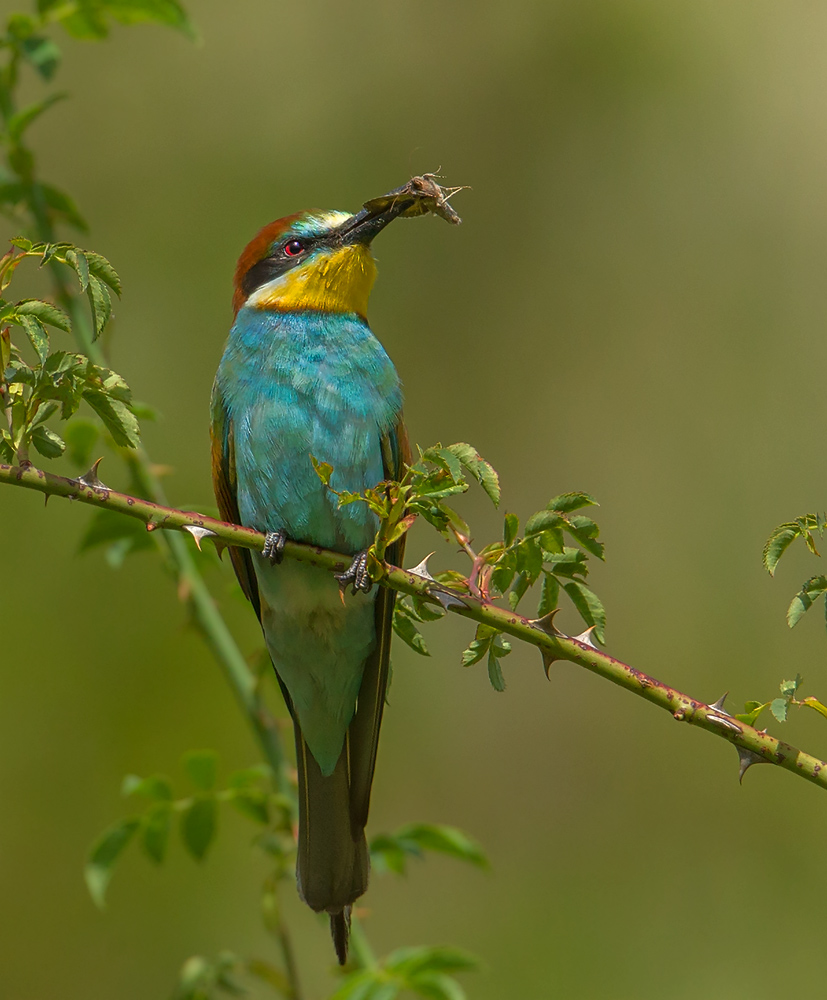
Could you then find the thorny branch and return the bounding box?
[3,458,826,793]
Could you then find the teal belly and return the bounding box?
[215,308,402,773]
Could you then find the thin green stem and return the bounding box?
[3,458,827,795]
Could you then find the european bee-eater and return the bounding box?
[210,178,459,963]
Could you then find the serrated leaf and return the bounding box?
[82,390,140,447]
[85,251,122,295]
[66,248,90,291]
[15,298,72,332]
[142,802,172,864]
[563,580,606,642]
[548,491,598,513]
[503,512,519,548]
[733,701,767,726]
[86,274,112,339]
[537,571,560,617]
[18,314,49,361]
[392,608,430,656]
[787,576,827,628]
[444,442,500,506]
[770,698,789,723]
[85,817,140,907]
[181,795,218,861]
[461,637,490,667]
[388,824,488,870]
[487,649,506,691]
[183,749,218,791]
[779,675,803,698]
[30,423,65,458]
[763,523,800,576]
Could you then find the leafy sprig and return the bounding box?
[0,240,138,462]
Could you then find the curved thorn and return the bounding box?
[430,588,468,611]
[183,523,219,552]
[737,745,769,783]
[710,692,729,713]
[77,457,109,490]
[529,609,563,637]
[571,625,598,649]
[541,648,557,679]
[406,552,436,581]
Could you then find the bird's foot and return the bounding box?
[335,551,373,596]
[262,529,288,565]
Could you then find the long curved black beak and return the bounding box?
[337,174,464,246]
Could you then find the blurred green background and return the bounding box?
[5,1,827,997]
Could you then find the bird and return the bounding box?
[209,182,451,964]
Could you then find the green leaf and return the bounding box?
[733,700,767,726]
[763,523,800,576]
[383,823,488,871]
[503,512,519,547]
[30,423,65,458]
[41,185,88,231]
[20,34,61,80]
[86,274,112,339]
[386,946,480,977]
[787,576,827,628]
[487,649,506,692]
[121,773,173,800]
[100,0,197,39]
[461,637,490,667]
[66,248,90,290]
[183,749,218,791]
[801,697,827,721]
[548,492,598,513]
[779,675,803,699]
[328,971,386,1000]
[142,802,172,864]
[82,390,140,447]
[85,251,122,295]
[229,786,270,825]
[537,572,560,617]
[444,442,500,506]
[564,515,604,560]
[770,698,789,723]
[393,607,430,656]
[7,93,66,143]
[15,298,71,332]
[18,314,49,361]
[310,453,333,486]
[563,580,606,642]
[181,795,218,860]
[408,972,467,1000]
[85,817,140,907]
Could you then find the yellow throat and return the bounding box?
[249,244,378,318]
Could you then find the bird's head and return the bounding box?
[232,175,464,319]
[232,206,395,320]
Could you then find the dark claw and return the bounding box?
[263,529,287,565]
[334,551,373,595]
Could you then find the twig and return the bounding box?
[3,459,826,793]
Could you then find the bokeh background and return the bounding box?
[4,1,827,997]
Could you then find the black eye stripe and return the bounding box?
[241,230,340,300]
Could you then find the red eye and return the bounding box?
[284,239,304,257]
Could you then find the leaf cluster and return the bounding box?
[331,947,479,1000]
[0,241,138,461]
